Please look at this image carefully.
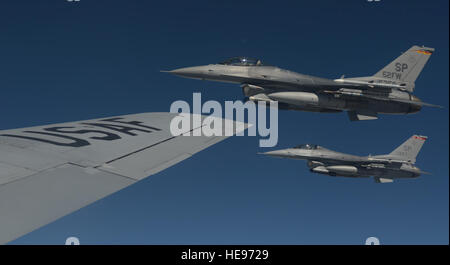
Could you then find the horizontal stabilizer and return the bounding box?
[374,177,394,183]
[347,110,378,121]
[389,98,443,108]
[323,90,442,109]
[382,166,432,176]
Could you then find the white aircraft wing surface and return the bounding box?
[0,112,248,244]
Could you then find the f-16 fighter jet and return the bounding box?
[262,135,429,183]
[165,46,441,121]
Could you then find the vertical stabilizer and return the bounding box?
[388,135,427,164]
[374,45,434,92]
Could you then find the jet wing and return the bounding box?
[0,112,248,244]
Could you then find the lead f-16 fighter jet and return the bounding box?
[165,45,441,121]
[262,135,429,183]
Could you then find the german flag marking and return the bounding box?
[417,50,432,55]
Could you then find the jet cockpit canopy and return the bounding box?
[293,144,318,150]
[218,57,263,66]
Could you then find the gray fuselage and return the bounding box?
[169,63,422,115]
[263,146,421,180]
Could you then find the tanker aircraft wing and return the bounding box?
[0,112,248,244]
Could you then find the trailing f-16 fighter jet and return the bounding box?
[165,45,441,121]
[262,135,429,183]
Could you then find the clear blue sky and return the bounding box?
[1,0,448,244]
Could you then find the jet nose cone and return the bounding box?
[163,66,207,79]
[260,150,291,158]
